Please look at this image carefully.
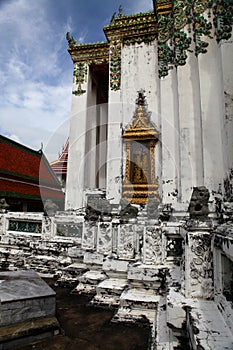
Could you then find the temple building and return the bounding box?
[0,1,233,349]
[0,135,64,211]
[65,0,233,215]
[50,138,69,190]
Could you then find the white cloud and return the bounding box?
[0,0,154,161]
[0,0,72,159]
[130,0,153,13]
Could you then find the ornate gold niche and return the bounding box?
[122,92,159,205]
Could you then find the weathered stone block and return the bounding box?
[83,252,103,266]
[0,270,56,326]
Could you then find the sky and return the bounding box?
[0,0,153,161]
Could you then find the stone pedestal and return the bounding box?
[183,225,214,299]
[0,270,60,348]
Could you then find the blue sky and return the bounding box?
[0,0,153,161]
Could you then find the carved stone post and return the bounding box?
[183,226,214,299]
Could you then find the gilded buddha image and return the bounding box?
[130,142,151,184]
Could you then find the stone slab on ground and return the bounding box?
[92,278,129,306]
[0,270,55,303]
[72,270,107,294]
[112,306,156,324]
[120,288,160,309]
[0,270,56,326]
[188,300,233,350]
[0,316,60,350]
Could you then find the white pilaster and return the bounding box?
[161,68,180,207]
[198,28,227,193]
[177,50,204,205]
[97,103,108,188]
[84,74,97,189]
[221,32,233,173]
[65,67,89,210]
[106,90,123,203]
[121,40,159,126]
[120,40,161,197]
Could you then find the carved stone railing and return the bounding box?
[4,212,44,235]
[8,220,42,234]
[0,212,185,263]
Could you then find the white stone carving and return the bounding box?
[143,226,162,264]
[97,222,112,255]
[117,224,135,259]
[188,231,214,299]
[82,222,97,250]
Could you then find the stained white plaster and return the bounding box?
[84,73,97,189]
[120,40,162,197]
[106,89,123,203]
[121,41,159,126]
[65,67,89,210]
[177,46,204,204]
[198,21,227,194]
[221,32,233,172]
[160,69,180,206]
[97,103,108,188]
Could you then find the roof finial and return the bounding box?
[136,90,146,106]
[118,5,123,18]
[66,32,77,48]
[39,142,43,153]
[110,11,116,25]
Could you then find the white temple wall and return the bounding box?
[160,69,180,207]
[221,32,233,174]
[97,103,108,189]
[177,50,204,206]
[198,33,227,194]
[65,66,89,210]
[160,22,232,207]
[106,90,122,203]
[121,41,159,126]
[84,72,97,189]
[120,40,162,198]
[66,19,232,209]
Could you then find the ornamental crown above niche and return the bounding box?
[122,91,159,141]
[122,91,159,205]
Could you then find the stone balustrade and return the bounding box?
[0,211,232,349]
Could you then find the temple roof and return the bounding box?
[50,139,69,175]
[0,135,64,202]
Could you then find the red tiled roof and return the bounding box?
[50,139,68,175]
[0,135,64,202]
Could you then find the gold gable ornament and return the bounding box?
[122,92,159,205]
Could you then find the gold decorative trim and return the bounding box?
[68,42,109,65]
[122,93,159,141]
[122,92,159,205]
[104,12,157,44]
[125,141,131,184]
[154,0,173,15]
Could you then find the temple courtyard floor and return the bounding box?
[16,279,150,350]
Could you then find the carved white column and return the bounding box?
[198,21,227,193]
[84,74,97,189]
[177,50,204,205]
[106,89,123,203]
[121,40,161,195]
[97,103,108,189]
[221,32,233,174]
[184,229,214,299]
[160,68,180,207]
[65,63,89,210]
